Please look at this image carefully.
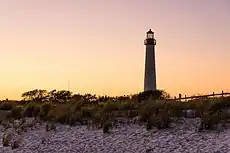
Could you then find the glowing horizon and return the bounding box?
[0,0,230,100]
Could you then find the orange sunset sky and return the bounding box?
[0,0,230,100]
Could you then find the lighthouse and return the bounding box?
[144,29,157,92]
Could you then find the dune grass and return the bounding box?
[0,89,230,132]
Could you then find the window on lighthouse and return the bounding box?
[147,33,154,39]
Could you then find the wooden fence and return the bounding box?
[166,90,230,102]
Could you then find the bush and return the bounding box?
[209,100,230,113]
[155,111,173,129]
[16,129,22,135]
[81,107,97,118]
[146,111,173,130]
[2,122,11,129]
[20,124,28,132]
[11,140,20,149]
[11,106,23,119]
[127,110,138,118]
[0,103,14,111]
[68,112,83,126]
[140,100,174,130]
[103,122,112,133]
[0,110,13,121]
[20,118,26,126]
[139,100,165,122]
[199,111,220,130]
[2,137,9,147]
[46,123,51,131]
[56,112,71,124]
[2,133,11,147]
[50,122,56,131]
[68,115,77,126]
[41,103,52,116]
[146,116,154,130]
[166,102,184,117]
[39,103,53,120]
[23,103,41,117]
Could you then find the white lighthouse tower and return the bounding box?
[144,29,157,92]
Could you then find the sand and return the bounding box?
[0,118,229,153]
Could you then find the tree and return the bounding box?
[137,89,170,102]
[48,90,72,103]
[21,89,48,102]
[82,93,97,102]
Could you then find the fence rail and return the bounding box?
[167,90,230,101]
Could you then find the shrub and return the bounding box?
[27,122,34,128]
[2,133,11,147]
[2,137,9,147]
[68,112,83,126]
[46,123,50,131]
[44,104,72,124]
[209,100,230,113]
[75,111,83,121]
[146,116,154,130]
[166,102,184,117]
[199,111,220,130]
[199,100,230,131]
[127,110,138,118]
[143,104,173,130]
[20,118,26,126]
[13,120,20,129]
[50,122,56,131]
[86,111,102,129]
[0,110,13,121]
[41,103,52,116]
[146,113,172,130]
[103,122,111,133]
[20,124,28,132]
[41,136,46,144]
[11,139,20,149]
[23,103,40,117]
[81,107,97,118]
[120,102,133,110]
[11,106,23,119]
[68,115,77,126]
[137,90,169,102]
[139,100,165,122]
[55,112,71,124]
[154,111,173,129]
[16,129,21,135]
[39,103,53,121]
[2,122,11,129]
[0,103,14,111]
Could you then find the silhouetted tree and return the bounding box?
[116,95,130,101]
[20,89,170,105]
[48,90,72,103]
[21,89,48,102]
[82,94,97,102]
[137,90,170,102]
[71,94,84,101]
[97,95,110,103]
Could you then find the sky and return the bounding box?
[0,0,230,100]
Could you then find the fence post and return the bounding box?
[179,94,182,101]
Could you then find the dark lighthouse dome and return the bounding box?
[147,29,154,34]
